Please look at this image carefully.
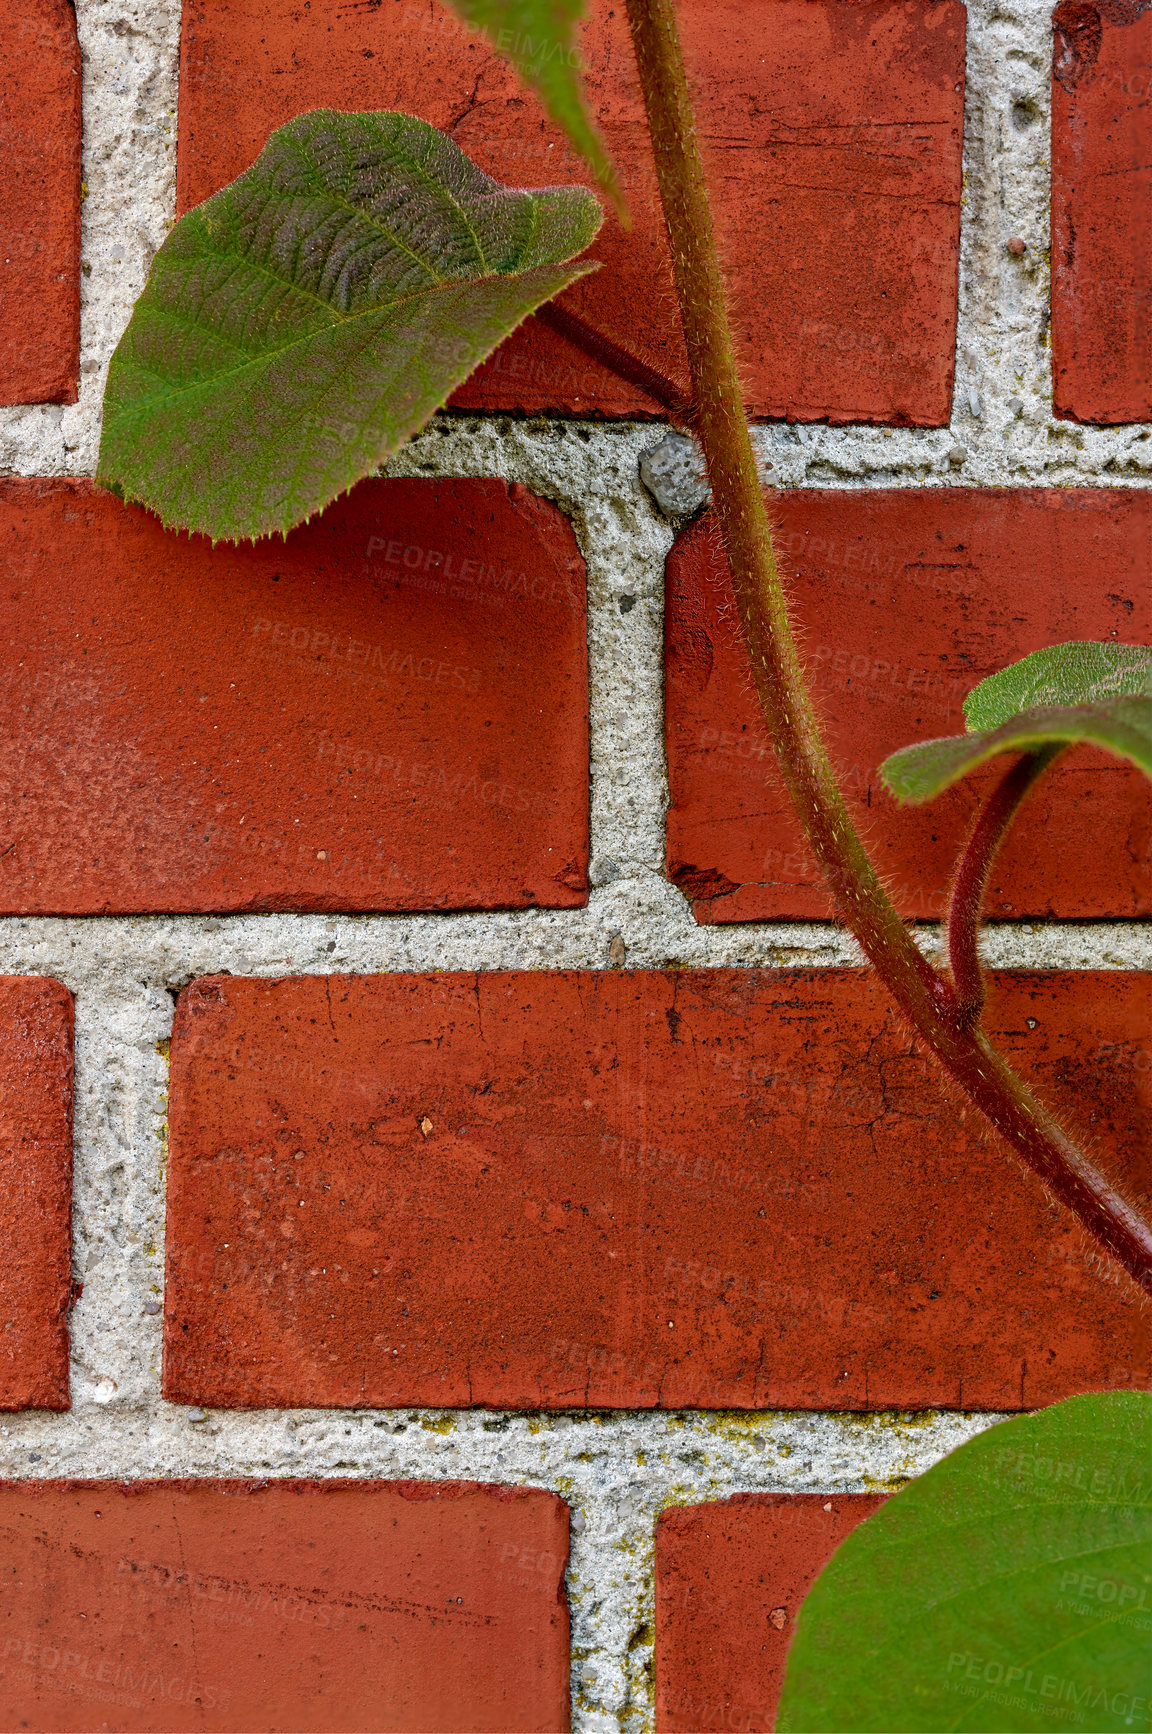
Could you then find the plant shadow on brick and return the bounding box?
[96,3,1150,1726]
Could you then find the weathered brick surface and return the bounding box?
[655,1494,884,1733]
[0,977,72,1411]
[0,1479,570,1732]
[0,0,80,406]
[666,490,1152,923]
[178,0,964,425]
[0,478,588,914]
[1052,1,1152,422]
[164,970,1150,1413]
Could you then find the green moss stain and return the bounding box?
[419,1414,456,1435]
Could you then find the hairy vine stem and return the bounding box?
[947,746,1066,1028]
[623,0,1152,1295]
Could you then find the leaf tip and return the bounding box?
[598,164,630,227]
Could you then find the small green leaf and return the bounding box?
[964,642,1152,731]
[880,697,1152,803]
[777,1391,1152,1734]
[880,643,1152,804]
[444,0,624,216]
[97,110,602,542]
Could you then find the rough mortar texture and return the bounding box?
[0,2,1147,1729]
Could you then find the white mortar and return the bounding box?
[0,2,1147,1728]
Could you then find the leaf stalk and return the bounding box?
[947,746,1065,1027]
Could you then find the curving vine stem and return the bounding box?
[945,745,1067,1028]
[620,0,1152,1295]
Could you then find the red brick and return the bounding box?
[0,977,72,1410]
[164,969,1150,1413]
[655,1494,884,1733]
[0,478,587,914]
[0,1478,570,1732]
[1052,1,1152,423]
[177,0,964,426]
[666,490,1152,924]
[0,0,80,404]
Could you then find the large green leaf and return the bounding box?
[444,0,623,215]
[965,642,1152,730]
[777,1391,1152,1733]
[97,110,602,542]
[880,642,1152,803]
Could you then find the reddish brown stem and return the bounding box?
[948,746,1065,1027]
[534,301,692,420]
[623,0,1152,1296]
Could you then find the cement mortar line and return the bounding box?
[0,1406,1013,1491]
[0,912,1146,985]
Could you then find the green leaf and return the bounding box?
[964,642,1152,731]
[879,642,1152,804]
[777,1391,1152,1734]
[97,109,602,542]
[880,697,1152,803]
[443,0,624,216]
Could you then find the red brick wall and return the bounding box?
[0,0,1147,1728]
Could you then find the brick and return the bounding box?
[656,1494,885,1733]
[0,0,80,404]
[0,1478,570,1732]
[164,969,1150,1413]
[177,0,964,425]
[0,977,72,1410]
[0,478,587,914]
[666,490,1152,923]
[1052,0,1152,423]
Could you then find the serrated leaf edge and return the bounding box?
[880,696,1152,805]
